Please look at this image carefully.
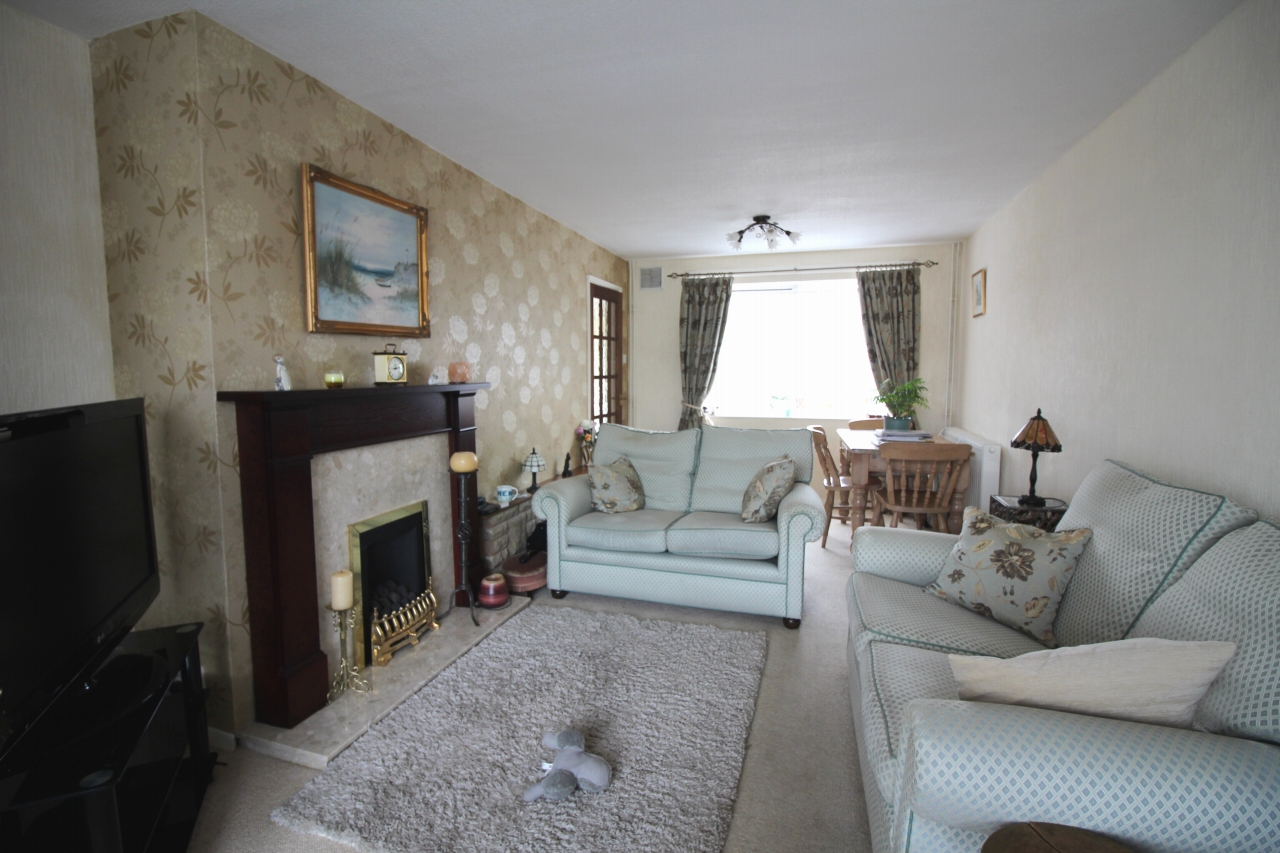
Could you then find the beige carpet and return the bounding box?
[189,521,871,853]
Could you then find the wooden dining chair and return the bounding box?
[809,426,855,547]
[871,442,972,531]
[843,417,886,492]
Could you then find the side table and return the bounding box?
[989,495,1068,532]
[983,821,1134,852]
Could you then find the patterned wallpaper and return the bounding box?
[92,13,628,731]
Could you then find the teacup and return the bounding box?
[496,485,517,507]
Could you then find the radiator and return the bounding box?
[940,426,1002,514]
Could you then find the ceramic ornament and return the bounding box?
[273,354,292,391]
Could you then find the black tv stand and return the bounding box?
[0,624,214,852]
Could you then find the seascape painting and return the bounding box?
[304,165,429,336]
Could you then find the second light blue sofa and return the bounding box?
[532,424,826,626]
[847,460,1280,852]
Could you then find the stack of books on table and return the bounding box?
[872,429,933,445]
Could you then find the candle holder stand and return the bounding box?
[326,605,370,703]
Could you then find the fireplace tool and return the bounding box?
[326,605,370,703]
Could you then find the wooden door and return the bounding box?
[590,283,622,424]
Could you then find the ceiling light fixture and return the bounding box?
[726,215,801,251]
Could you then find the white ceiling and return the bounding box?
[15,0,1240,259]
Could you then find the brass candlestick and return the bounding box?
[327,606,370,703]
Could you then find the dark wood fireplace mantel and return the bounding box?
[216,383,487,728]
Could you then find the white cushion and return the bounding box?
[949,637,1237,728]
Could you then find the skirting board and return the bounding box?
[237,596,531,769]
[208,726,236,753]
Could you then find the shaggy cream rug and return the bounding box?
[273,606,768,852]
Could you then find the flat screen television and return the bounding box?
[0,398,160,764]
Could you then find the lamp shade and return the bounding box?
[1010,409,1062,453]
[449,451,479,473]
[522,448,547,474]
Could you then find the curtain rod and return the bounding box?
[667,260,937,279]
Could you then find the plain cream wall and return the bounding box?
[0,4,114,413]
[630,244,959,435]
[956,0,1280,518]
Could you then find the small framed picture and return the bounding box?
[972,268,987,317]
[302,164,430,337]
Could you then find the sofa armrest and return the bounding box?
[895,699,1280,853]
[850,526,955,587]
[776,483,825,619]
[778,482,825,544]
[531,477,593,589]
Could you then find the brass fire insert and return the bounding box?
[348,501,437,669]
[369,579,439,666]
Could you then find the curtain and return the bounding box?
[678,275,733,430]
[858,266,921,390]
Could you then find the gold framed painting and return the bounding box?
[302,164,430,336]
[972,268,987,317]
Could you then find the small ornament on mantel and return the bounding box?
[427,365,449,385]
[448,361,472,383]
[273,354,291,391]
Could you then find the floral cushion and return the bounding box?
[587,455,645,513]
[741,456,796,523]
[924,507,1092,646]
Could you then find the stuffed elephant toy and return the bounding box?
[523,729,612,802]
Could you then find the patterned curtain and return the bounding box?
[858,266,921,389]
[678,275,733,430]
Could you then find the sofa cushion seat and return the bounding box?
[666,511,780,559]
[854,638,957,804]
[849,572,1047,659]
[561,546,784,583]
[564,509,684,553]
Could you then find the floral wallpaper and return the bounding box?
[92,13,629,732]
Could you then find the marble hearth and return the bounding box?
[239,597,529,768]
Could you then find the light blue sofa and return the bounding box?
[532,424,825,627]
[846,460,1280,852]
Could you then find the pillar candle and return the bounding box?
[331,570,354,611]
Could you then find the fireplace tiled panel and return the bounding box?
[311,434,453,672]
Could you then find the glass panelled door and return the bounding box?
[590,283,622,424]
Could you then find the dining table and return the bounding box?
[834,428,971,534]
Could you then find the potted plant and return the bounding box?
[873,378,929,431]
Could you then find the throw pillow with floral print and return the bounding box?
[924,507,1092,646]
[741,456,796,522]
[588,455,645,513]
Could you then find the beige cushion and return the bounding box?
[924,507,1091,646]
[949,637,1237,728]
[587,456,644,513]
[741,456,795,523]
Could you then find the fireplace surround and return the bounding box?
[217,383,486,728]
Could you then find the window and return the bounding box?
[589,282,622,424]
[701,277,885,419]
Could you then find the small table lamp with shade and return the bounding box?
[1010,409,1062,507]
[523,448,547,493]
